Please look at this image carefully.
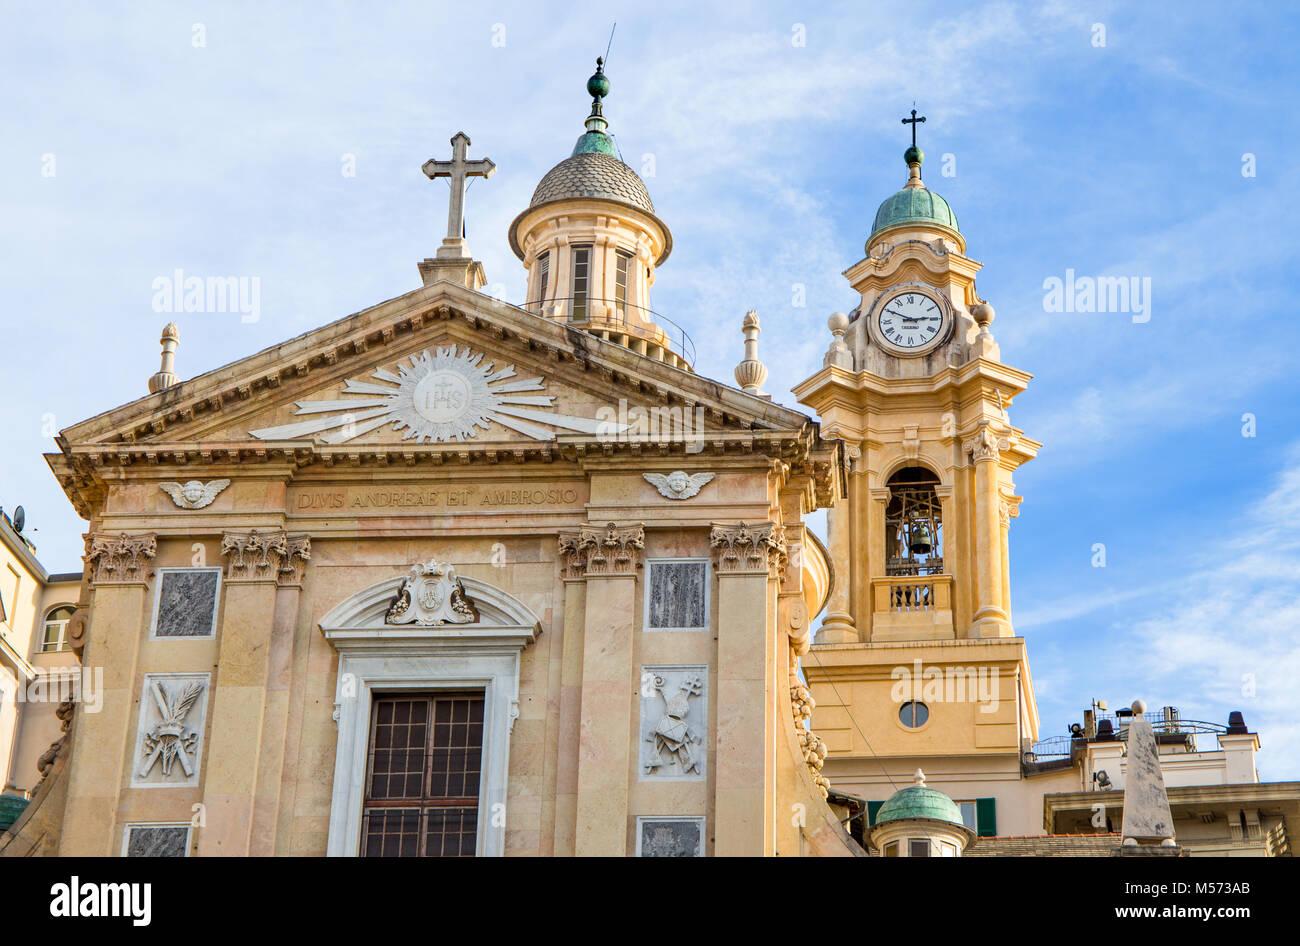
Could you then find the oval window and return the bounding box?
[899,700,929,728]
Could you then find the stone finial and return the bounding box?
[825,311,852,369]
[148,322,180,393]
[733,309,768,397]
[971,301,995,334]
[913,768,927,786]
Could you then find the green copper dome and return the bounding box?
[0,792,29,832]
[868,149,960,244]
[572,130,617,156]
[875,783,965,829]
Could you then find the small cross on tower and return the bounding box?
[422,131,496,260]
[902,108,926,148]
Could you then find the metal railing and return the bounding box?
[1028,708,1230,760]
[521,296,696,366]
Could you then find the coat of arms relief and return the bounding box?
[385,559,477,626]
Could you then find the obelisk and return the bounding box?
[1117,699,1180,854]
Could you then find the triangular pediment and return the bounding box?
[205,331,633,448]
[56,280,814,455]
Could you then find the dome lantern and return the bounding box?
[508,58,688,370]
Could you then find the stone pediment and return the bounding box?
[195,333,629,449]
[47,281,833,518]
[54,281,813,455]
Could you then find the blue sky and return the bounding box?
[3,2,1298,775]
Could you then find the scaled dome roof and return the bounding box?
[529,150,655,215]
[508,58,671,264]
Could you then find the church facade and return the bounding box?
[3,63,1291,859]
[1,60,852,857]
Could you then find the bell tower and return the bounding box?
[794,116,1043,785]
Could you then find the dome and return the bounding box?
[508,59,671,265]
[870,184,959,240]
[875,782,966,829]
[529,150,655,215]
[867,147,962,247]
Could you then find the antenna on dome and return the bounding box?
[603,22,617,69]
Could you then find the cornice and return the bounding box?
[841,241,983,291]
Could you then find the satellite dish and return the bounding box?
[12,506,24,533]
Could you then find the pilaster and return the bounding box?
[59,532,156,855]
[710,521,784,856]
[572,522,644,856]
[199,529,309,856]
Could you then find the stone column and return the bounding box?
[197,529,302,856]
[59,533,156,855]
[999,495,1016,627]
[710,522,784,856]
[573,522,644,856]
[816,501,856,643]
[964,428,1011,638]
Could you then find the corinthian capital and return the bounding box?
[221,528,308,582]
[87,532,157,583]
[573,522,645,576]
[710,521,786,577]
[557,532,587,580]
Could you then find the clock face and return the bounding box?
[877,291,945,350]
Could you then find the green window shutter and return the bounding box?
[975,797,997,837]
[866,800,883,826]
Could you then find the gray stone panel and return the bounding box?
[646,561,707,630]
[154,569,219,638]
[639,819,703,857]
[124,825,189,857]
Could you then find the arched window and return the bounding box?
[885,466,943,576]
[41,605,76,653]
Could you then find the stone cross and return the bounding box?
[422,131,496,259]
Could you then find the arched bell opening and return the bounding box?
[885,466,944,577]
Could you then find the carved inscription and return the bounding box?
[291,483,586,512]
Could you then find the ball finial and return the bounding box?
[587,57,610,100]
[904,144,924,166]
[1132,699,1147,715]
[828,311,849,333]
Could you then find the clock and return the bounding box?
[872,286,951,355]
